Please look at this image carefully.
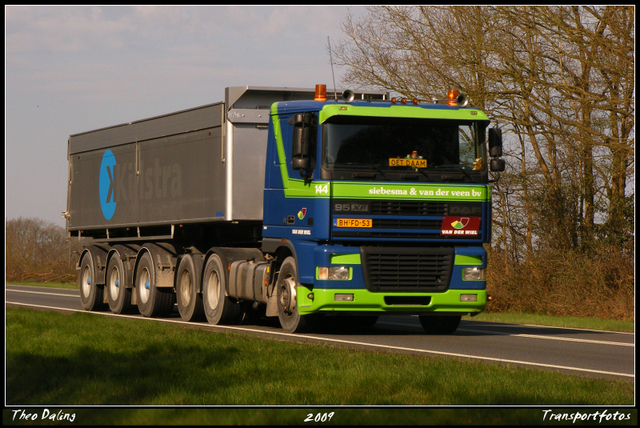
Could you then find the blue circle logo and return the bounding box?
[99,150,117,220]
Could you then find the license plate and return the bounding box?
[334,218,373,228]
[389,158,427,168]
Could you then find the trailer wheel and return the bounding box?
[276,257,312,333]
[419,315,461,335]
[176,254,204,321]
[135,252,175,317]
[78,251,106,311]
[106,254,133,314]
[202,254,242,324]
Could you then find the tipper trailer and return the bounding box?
[66,84,505,334]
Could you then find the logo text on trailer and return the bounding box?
[99,150,117,220]
[98,149,184,220]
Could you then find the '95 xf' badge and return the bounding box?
[441,216,481,236]
[334,218,373,228]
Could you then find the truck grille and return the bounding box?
[361,246,454,292]
[373,219,442,230]
[370,200,448,216]
[369,201,481,216]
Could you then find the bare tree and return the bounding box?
[333,6,634,258]
[5,217,76,283]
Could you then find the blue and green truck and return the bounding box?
[66,84,504,334]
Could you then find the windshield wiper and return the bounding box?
[351,171,377,179]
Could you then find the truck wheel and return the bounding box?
[276,257,311,333]
[106,254,133,314]
[176,254,204,321]
[78,252,106,311]
[202,254,242,324]
[135,252,175,317]
[419,315,461,335]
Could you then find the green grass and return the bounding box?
[6,307,632,407]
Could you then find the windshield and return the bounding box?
[322,116,485,173]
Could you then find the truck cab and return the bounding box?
[261,85,504,332]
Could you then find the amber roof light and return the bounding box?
[314,84,327,102]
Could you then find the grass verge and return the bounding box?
[6,307,632,408]
[467,312,634,333]
[9,281,77,290]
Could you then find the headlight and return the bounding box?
[463,267,486,281]
[318,266,351,280]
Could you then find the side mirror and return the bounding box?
[288,113,316,172]
[488,128,502,158]
[490,158,506,172]
[488,128,505,172]
[291,156,310,171]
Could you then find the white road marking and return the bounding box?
[457,327,634,347]
[7,288,77,298]
[380,320,634,347]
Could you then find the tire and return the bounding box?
[135,251,175,317]
[175,254,204,321]
[202,254,242,325]
[276,257,312,333]
[419,315,461,335]
[78,251,106,311]
[106,253,133,314]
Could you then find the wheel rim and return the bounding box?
[108,265,120,301]
[81,264,92,298]
[138,267,151,304]
[179,270,192,306]
[279,277,297,316]
[205,270,220,310]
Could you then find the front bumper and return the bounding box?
[296,286,487,316]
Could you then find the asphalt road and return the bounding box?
[6,284,634,381]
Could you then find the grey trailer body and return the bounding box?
[66,86,332,237]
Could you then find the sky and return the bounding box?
[5,5,369,229]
